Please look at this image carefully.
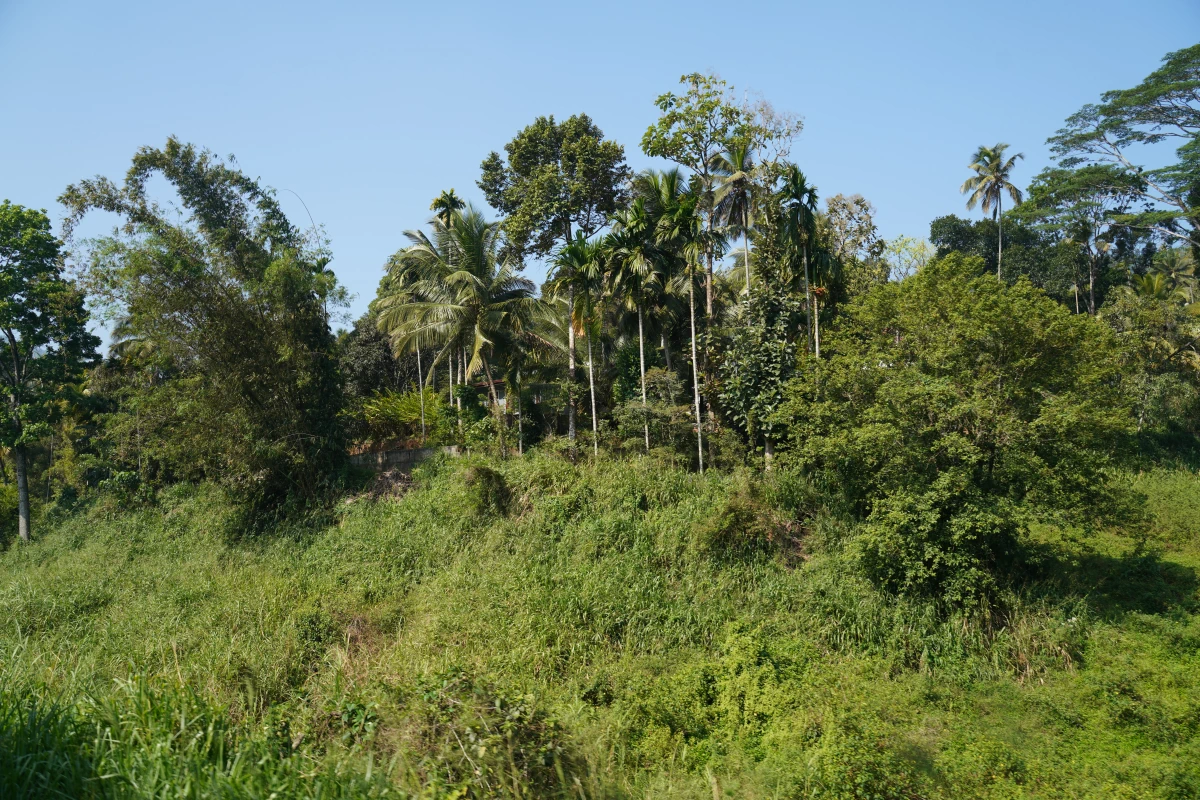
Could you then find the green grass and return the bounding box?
[1,452,1198,798]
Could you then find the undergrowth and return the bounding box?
[0,452,1197,798]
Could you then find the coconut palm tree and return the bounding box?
[547,232,606,457]
[961,143,1024,279]
[711,144,757,297]
[605,200,663,454]
[377,205,538,451]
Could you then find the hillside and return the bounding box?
[2,453,1198,798]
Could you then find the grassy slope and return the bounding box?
[1,454,1198,798]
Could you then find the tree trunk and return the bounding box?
[1088,255,1097,315]
[814,299,822,359]
[15,443,30,543]
[996,196,1003,280]
[689,270,704,474]
[567,287,577,454]
[481,357,505,457]
[517,369,523,456]
[744,208,751,298]
[764,436,773,471]
[705,212,715,318]
[46,436,53,502]
[804,248,812,354]
[587,325,598,458]
[661,333,672,372]
[456,346,464,436]
[638,303,649,453]
[416,336,426,442]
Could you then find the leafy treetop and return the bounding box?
[478,114,630,261]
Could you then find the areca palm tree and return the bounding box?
[777,165,820,352]
[429,190,467,406]
[377,205,538,451]
[655,186,719,472]
[961,143,1024,279]
[430,189,465,227]
[547,232,606,457]
[711,144,757,297]
[605,199,663,453]
[809,244,840,358]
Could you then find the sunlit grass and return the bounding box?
[1,452,1198,797]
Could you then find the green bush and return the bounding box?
[462,464,510,517]
[855,479,1022,604]
[410,669,582,796]
[777,253,1133,602]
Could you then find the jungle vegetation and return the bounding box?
[2,45,1199,799]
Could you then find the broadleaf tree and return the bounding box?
[479,114,629,447]
[1048,44,1200,255]
[0,201,99,541]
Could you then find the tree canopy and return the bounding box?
[0,201,98,541]
[60,138,345,514]
[478,114,630,261]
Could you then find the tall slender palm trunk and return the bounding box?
[996,196,1003,280]
[416,335,426,442]
[567,288,577,455]
[804,249,813,354]
[455,346,463,437]
[1088,255,1098,315]
[705,212,715,318]
[637,302,649,453]
[481,356,506,457]
[814,298,822,359]
[586,325,598,458]
[744,206,751,297]
[689,269,704,474]
[517,369,523,456]
[15,443,30,542]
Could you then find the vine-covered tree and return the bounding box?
[60,139,345,515]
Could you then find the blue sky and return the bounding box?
[2,0,1197,328]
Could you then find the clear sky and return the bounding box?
[2,0,1197,328]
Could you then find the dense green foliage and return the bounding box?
[777,254,1132,602]
[59,139,346,515]
[0,201,98,542]
[479,114,631,260]
[2,44,1200,800]
[2,455,1199,798]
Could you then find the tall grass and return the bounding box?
[0,452,1198,798]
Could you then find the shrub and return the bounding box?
[462,465,510,518]
[411,669,583,796]
[855,478,1023,604]
[777,253,1132,602]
